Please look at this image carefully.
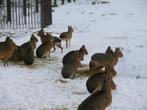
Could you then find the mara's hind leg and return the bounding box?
[48,49,51,58]
[111,67,117,77]
[111,80,116,90]
[66,40,68,48]
[4,59,8,67]
[45,51,48,58]
[69,39,71,47]
[57,43,63,53]
[51,43,56,53]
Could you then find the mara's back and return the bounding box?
[20,41,30,50]
[78,66,112,110]
[23,44,34,65]
[36,42,47,58]
[78,91,107,110]
[91,53,114,65]
[0,38,16,60]
[53,36,61,42]
[60,32,71,39]
[60,26,73,40]
[62,50,77,65]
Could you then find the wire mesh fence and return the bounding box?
[0,0,51,29]
[0,0,76,30]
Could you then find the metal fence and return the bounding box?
[0,0,76,30]
[0,0,52,29]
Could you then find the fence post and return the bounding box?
[0,0,3,5]
[53,0,57,7]
[61,0,64,5]
[67,0,71,3]
[7,0,11,23]
[41,0,52,28]
[36,0,39,12]
[23,0,27,16]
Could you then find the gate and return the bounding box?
[0,0,52,29]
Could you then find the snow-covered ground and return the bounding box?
[0,0,147,109]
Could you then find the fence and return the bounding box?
[0,0,52,29]
[0,0,76,30]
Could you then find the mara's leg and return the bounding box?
[111,80,116,90]
[69,39,71,47]
[111,67,117,77]
[66,40,68,48]
[52,43,56,52]
[57,43,63,53]
[45,51,48,58]
[4,58,8,67]
[48,50,51,58]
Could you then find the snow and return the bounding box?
[0,0,147,109]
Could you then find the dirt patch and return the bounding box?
[7,56,61,69]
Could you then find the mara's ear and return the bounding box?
[120,47,124,51]
[115,47,123,57]
[81,44,85,48]
[106,46,114,54]
[6,36,11,40]
[31,33,35,37]
[115,47,120,52]
[46,33,51,38]
[5,36,11,42]
[68,25,72,27]
[107,46,111,49]
[106,46,112,51]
